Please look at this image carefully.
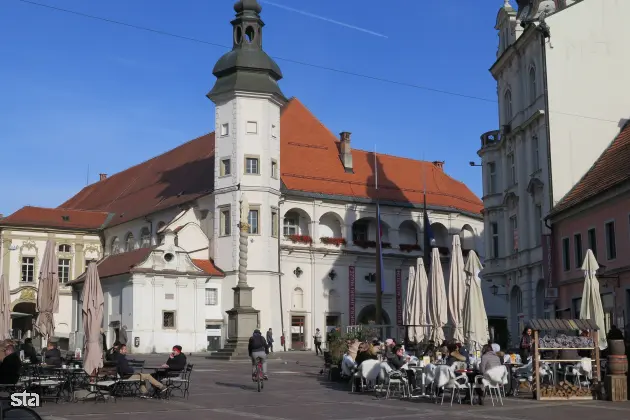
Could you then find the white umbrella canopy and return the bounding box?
[580,249,607,350]
[404,265,417,340]
[463,250,489,351]
[416,258,429,342]
[0,274,11,340]
[34,240,59,341]
[428,247,448,344]
[82,261,104,375]
[404,258,429,343]
[447,235,466,343]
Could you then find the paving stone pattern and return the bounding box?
[31,352,630,420]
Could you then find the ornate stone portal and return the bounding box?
[212,196,260,360]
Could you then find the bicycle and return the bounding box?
[254,357,264,392]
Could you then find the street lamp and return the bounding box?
[490,284,508,299]
[469,161,482,167]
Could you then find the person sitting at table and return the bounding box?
[22,338,39,364]
[153,345,187,381]
[43,341,62,367]
[0,343,22,385]
[105,341,121,362]
[455,342,471,364]
[445,343,466,366]
[116,344,168,397]
[388,345,416,389]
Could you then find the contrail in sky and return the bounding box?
[260,1,388,39]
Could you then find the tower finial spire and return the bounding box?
[234,0,262,14]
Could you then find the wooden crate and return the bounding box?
[605,374,627,402]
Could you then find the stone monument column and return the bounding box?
[223,195,260,358]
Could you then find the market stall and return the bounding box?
[530,319,600,401]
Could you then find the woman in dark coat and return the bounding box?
[519,327,533,362]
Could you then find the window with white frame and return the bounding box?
[510,216,518,253]
[248,209,259,235]
[140,227,151,248]
[220,208,231,236]
[220,123,229,136]
[271,208,279,237]
[283,213,298,236]
[21,257,34,282]
[491,222,499,258]
[58,244,71,253]
[487,162,497,194]
[271,159,278,179]
[533,136,540,171]
[529,67,536,104]
[245,157,259,174]
[504,89,513,123]
[246,121,258,134]
[163,311,176,328]
[124,233,135,252]
[605,221,616,260]
[58,258,71,283]
[508,153,516,185]
[205,288,218,306]
[220,158,231,176]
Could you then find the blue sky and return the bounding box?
[0,0,505,216]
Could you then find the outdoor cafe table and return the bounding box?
[503,363,523,396]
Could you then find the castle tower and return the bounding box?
[207,0,286,358]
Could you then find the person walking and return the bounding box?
[313,328,323,356]
[266,328,274,353]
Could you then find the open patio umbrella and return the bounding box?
[447,235,466,343]
[34,240,59,341]
[428,247,447,344]
[462,250,489,351]
[0,274,11,340]
[82,261,104,376]
[580,249,607,350]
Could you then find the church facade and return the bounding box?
[0,1,498,353]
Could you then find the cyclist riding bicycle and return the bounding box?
[248,329,269,381]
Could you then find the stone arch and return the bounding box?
[430,222,449,248]
[352,217,390,244]
[139,227,151,248]
[124,232,135,252]
[460,224,475,251]
[399,220,420,245]
[282,208,311,237]
[291,287,304,309]
[11,301,36,338]
[319,212,343,238]
[357,304,392,325]
[110,236,120,255]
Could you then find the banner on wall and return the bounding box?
[349,266,356,325]
[395,268,403,326]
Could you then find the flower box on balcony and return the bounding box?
[285,235,313,245]
[353,240,376,249]
[399,243,421,252]
[320,237,347,247]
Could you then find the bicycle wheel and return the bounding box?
[2,406,44,420]
[257,362,262,392]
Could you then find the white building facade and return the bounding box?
[479,0,630,341]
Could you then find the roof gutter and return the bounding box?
[538,20,555,221]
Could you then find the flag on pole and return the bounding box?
[376,201,385,293]
[422,160,435,270]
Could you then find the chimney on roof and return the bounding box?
[432,161,445,171]
[99,173,107,181]
[339,132,353,173]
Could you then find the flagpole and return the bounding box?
[422,154,431,271]
[374,146,383,327]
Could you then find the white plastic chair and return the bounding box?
[441,365,470,406]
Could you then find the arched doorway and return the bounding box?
[12,301,36,340]
[356,304,392,340]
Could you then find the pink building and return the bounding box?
[547,122,630,331]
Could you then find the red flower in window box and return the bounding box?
[320,237,347,247]
[399,244,421,253]
[286,234,313,245]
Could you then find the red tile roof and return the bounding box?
[280,99,482,214]
[13,98,479,230]
[550,122,630,217]
[0,206,111,230]
[59,133,216,227]
[192,259,225,277]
